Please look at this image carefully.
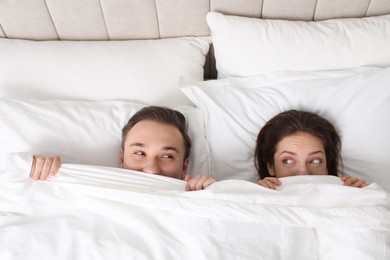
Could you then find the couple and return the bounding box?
[30,106,367,191]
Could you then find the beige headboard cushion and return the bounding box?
[1,0,390,77]
[2,0,390,40]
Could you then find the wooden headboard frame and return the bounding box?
[1,0,390,78]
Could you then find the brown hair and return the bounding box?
[121,106,191,160]
[254,110,342,179]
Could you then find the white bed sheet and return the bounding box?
[1,153,389,260]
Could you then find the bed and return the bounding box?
[1,0,390,259]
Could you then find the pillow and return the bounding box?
[206,12,390,78]
[181,67,390,192]
[0,99,211,176]
[0,37,211,106]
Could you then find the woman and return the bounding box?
[254,109,367,190]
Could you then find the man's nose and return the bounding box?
[142,159,160,175]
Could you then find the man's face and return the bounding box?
[120,120,188,180]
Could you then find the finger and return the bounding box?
[264,180,276,190]
[202,177,216,189]
[30,156,36,178]
[40,157,54,180]
[31,155,45,180]
[262,177,281,188]
[184,174,191,182]
[342,176,354,186]
[195,176,208,191]
[352,179,366,188]
[257,180,275,190]
[256,180,268,188]
[186,175,201,191]
[185,180,194,191]
[266,178,281,186]
[49,156,61,176]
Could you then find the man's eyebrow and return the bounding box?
[128,143,179,153]
[162,146,179,153]
[129,142,146,148]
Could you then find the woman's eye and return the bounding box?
[310,159,322,164]
[282,159,294,165]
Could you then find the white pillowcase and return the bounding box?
[207,12,390,78]
[181,67,390,192]
[0,99,210,176]
[0,37,211,106]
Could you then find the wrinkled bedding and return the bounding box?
[1,153,389,260]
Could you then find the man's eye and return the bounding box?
[282,159,294,165]
[162,154,174,159]
[134,151,145,156]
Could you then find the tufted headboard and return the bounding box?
[2,0,390,79]
[1,0,390,40]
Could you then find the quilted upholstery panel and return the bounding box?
[0,0,209,40]
[1,0,390,40]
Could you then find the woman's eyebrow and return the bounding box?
[309,150,325,155]
[279,150,325,156]
[279,151,296,156]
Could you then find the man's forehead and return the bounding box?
[125,121,185,152]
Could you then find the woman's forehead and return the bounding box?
[276,132,324,152]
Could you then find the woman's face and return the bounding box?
[267,131,328,178]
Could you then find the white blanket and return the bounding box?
[1,154,390,260]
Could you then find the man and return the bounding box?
[30,106,216,191]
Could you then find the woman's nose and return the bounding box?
[297,164,310,175]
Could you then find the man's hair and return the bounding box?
[121,106,191,160]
